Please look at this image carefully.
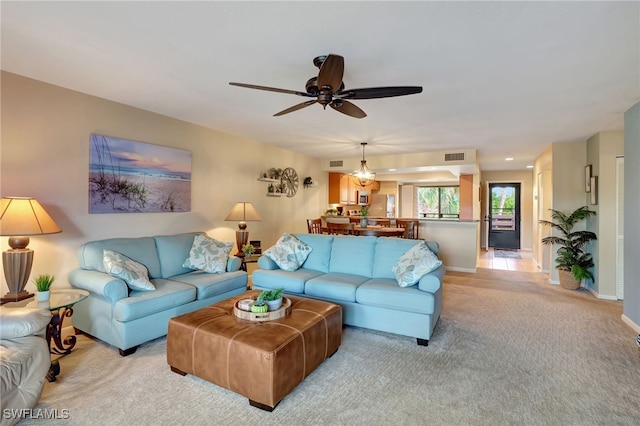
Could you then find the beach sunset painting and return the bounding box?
[89,134,191,213]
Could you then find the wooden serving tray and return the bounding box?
[233,297,292,322]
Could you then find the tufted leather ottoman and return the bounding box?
[167,290,342,411]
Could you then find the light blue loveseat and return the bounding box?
[69,232,247,356]
[252,234,445,345]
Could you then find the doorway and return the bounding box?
[488,183,521,249]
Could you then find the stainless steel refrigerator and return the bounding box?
[369,194,395,217]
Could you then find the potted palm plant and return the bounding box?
[540,206,597,290]
[360,205,369,228]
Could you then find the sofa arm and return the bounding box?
[227,256,241,272]
[418,264,445,293]
[68,268,128,303]
[0,307,51,340]
[257,255,279,270]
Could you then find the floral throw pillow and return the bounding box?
[103,249,155,291]
[264,233,313,272]
[392,241,443,287]
[182,234,233,274]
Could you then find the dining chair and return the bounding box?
[368,218,391,227]
[396,220,419,239]
[307,218,323,234]
[327,222,352,235]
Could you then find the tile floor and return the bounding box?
[477,248,540,272]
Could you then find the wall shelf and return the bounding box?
[257,177,279,182]
[266,192,284,197]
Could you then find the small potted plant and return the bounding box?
[360,205,370,228]
[540,206,597,290]
[33,274,55,302]
[303,177,313,188]
[258,287,284,311]
[242,243,256,257]
[250,298,268,313]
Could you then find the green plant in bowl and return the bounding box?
[33,274,55,292]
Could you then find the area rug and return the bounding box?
[493,249,522,259]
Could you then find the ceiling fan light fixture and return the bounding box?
[352,142,376,186]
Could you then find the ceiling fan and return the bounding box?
[229,54,422,119]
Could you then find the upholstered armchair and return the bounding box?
[0,307,52,426]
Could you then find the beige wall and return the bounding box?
[1,72,326,294]
[480,170,534,251]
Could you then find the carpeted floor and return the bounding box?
[18,268,640,426]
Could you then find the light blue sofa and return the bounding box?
[69,232,247,356]
[252,234,445,345]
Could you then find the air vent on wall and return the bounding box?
[444,152,465,162]
[329,160,344,168]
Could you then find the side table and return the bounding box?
[240,254,260,272]
[5,288,89,382]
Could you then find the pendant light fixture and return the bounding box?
[352,142,376,187]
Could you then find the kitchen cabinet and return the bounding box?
[328,172,380,205]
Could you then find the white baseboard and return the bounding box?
[621,314,640,334]
[445,266,477,273]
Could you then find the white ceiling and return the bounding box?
[2,1,639,174]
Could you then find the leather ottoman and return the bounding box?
[167,290,342,411]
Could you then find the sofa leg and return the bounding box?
[73,327,84,335]
[119,346,138,357]
[416,338,429,346]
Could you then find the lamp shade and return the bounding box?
[224,202,261,223]
[0,197,62,236]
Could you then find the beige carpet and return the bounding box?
[18,269,640,426]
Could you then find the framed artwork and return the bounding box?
[250,240,262,254]
[590,176,598,205]
[585,165,592,192]
[89,134,191,213]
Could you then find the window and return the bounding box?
[416,186,460,219]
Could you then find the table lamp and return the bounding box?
[224,202,261,257]
[0,197,61,302]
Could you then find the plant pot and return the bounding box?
[251,304,268,313]
[36,290,51,302]
[360,218,367,228]
[266,298,283,311]
[558,269,581,290]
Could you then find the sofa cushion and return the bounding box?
[293,233,333,273]
[392,241,443,287]
[169,270,247,300]
[356,278,436,314]
[113,279,196,322]
[103,250,155,291]
[155,233,201,278]
[78,237,162,278]
[252,268,324,294]
[372,237,430,279]
[328,236,377,277]
[305,272,370,303]
[0,307,51,339]
[264,233,312,272]
[182,234,233,273]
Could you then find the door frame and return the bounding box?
[484,181,522,250]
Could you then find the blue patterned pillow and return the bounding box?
[182,234,233,273]
[103,249,155,291]
[392,241,442,287]
[264,233,313,272]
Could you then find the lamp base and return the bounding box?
[2,248,35,304]
[235,230,249,258]
[1,291,34,303]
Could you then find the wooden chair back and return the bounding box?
[368,218,391,227]
[327,222,352,235]
[307,218,323,234]
[396,220,419,239]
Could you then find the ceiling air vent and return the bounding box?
[329,160,344,168]
[444,152,465,162]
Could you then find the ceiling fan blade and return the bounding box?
[330,100,367,119]
[274,100,317,116]
[336,86,423,100]
[229,82,314,98]
[317,54,344,92]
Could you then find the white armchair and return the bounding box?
[0,307,52,426]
